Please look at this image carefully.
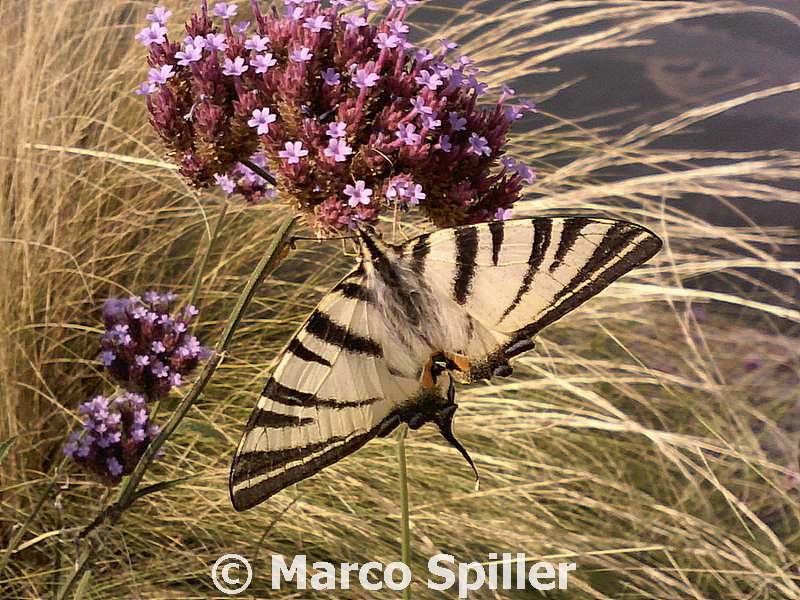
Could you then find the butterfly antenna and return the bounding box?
[436,403,480,491]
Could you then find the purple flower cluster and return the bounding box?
[64,291,206,484]
[64,393,160,484]
[99,291,209,401]
[138,0,536,234]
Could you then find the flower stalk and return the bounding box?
[56,215,297,600]
[397,424,412,600]
[3,203,232,580]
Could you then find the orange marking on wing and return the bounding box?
[444,352,471,373]
[421,355,435,389]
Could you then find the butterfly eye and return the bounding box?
[493,364,513,378]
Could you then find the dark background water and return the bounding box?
[527,1,800,189]
[474,1,800,302]
[531,1,800,142]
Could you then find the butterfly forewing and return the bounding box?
[408,217,661,337]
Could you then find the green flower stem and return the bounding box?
[189,202,229,310]
[397,425,412,600]
[241,159,278,187]
[56,215,297,600]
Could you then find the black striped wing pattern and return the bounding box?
[229,217,661,510]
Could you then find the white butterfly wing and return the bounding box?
[229,269,424,511]
[397,217,662,379]
[230,217,661,510]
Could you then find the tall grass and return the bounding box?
[1,1,799,598]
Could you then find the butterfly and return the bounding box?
[230,216,662,510]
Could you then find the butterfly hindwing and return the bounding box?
[230,216,661,510]
[229,268,420,511]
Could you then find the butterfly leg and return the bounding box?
[488,337,535,378]
[443,351,471,373]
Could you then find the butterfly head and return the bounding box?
[354,225,397,265]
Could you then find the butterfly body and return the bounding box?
[230,217,662,511]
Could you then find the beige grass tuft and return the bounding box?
[1,1,798,598]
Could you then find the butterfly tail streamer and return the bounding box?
[436,402,481,491]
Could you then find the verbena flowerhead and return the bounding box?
[139,1,536,233]
[64,393,160,485]
[99,291,209,401]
